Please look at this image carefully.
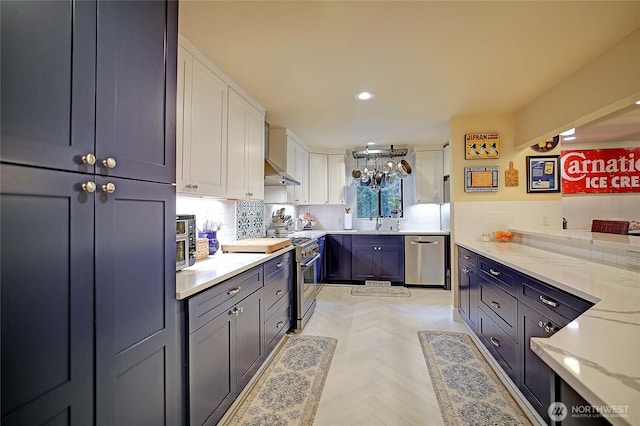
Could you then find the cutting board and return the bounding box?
[221,238,291,254]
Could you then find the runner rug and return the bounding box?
[417,331,532,426]
[223,335,337,426]
[351,285,411,297]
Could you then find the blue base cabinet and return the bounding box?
[456,245,593,426]
[326,235,352,282]
[351,235,404,282]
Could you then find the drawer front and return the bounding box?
[264,252,291,286]
[479,279,518,340]
[521,277,591,322]
[458,246,477,268]
[264,274,290,316]
[478,309,518,383]
[264,298,291,354]
[187,266,263,334]
[478,256,518,296]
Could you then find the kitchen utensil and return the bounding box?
[385,159,398,174]
[400,159,412,175]
[505,161,519,187]
[352,157,361,179]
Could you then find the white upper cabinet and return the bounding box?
[177,38,265,200]
[443,143,451,176]
[226,87,264,200]
[266,129,309,204]
[327,154,346,204]
[415,149,444,204]
[308,153,328,204]
[306,153,345,205]
[176,46,227,196]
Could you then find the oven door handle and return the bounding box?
[300,253,322,267]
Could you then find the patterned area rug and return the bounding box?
[417,331,532,426]
[351,285,411,297]
[224,335,337,426]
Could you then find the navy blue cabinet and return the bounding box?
[457,247,478,331]
[1,165,95,426]
[326,235,352,281]
[1,1,179,424]
[1,0,176,184]
[187,267,264,426]
[351,235,404,282]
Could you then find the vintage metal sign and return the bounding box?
[561,147,640,194]
[465,132,500,159]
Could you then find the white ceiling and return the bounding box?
[179,1,640,150]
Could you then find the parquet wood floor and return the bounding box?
[302,285,466,426]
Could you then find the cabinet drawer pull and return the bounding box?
[489,268,500,277]
[228,286,242,296]
[463,255,471,260]
[276,321,285,329]
[539,295,558,308]
[276,262,284,268]
[490,337,500,348]
[462,267,469,274]
[275,290,283,296]
[490,300,500,309]
[544,324,555,334]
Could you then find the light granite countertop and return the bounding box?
[175,246,295,300]
[290,229,450,238]
[456,237,640,426]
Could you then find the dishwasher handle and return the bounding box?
[410,240,439,245]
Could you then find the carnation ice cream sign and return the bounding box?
[561,148,640,194]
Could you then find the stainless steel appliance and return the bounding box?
[292,236,321,330]
[176,214,196,271]
[404,235,445,287]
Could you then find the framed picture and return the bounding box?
[464,166,499,192]
[465,132,500,159]
[526,155,560,193]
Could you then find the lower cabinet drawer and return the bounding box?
[264,299,291,354]
[264,276,289,315]
[479,279,518,341]
[478,309,518,384]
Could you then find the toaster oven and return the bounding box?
[176,214,196,271]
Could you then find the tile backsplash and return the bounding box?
[176,197,236,244]
[236,200,265,240]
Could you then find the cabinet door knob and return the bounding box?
[544,324,555,333]
[82,153,96,165]
[102,157,117,169]
[192,184,198,189]
[101,182,116,193]
[538,321,544,328]
[462,267,469,274]
[81,181,96,193]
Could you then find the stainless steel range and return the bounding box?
[291,237,321,330]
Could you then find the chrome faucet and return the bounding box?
[370,209,383,230]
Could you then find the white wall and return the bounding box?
[176,197,236,244]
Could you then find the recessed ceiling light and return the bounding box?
[563,136,576,141]
[355,91,375,101]
[560,128,575,136]
[367,141,376,145]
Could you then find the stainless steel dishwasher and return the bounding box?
[404,235,445,287]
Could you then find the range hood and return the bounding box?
[264,158,300,186]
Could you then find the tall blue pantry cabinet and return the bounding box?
[1,1,180,425]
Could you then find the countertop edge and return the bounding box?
[175,246,295,300]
